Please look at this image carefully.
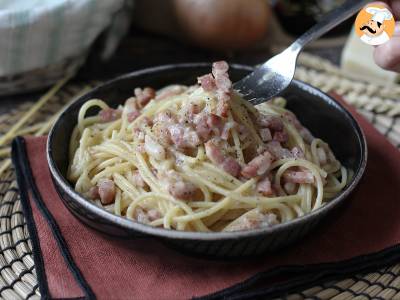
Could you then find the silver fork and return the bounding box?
[233,0,370,105]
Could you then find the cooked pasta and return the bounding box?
[68,61,349,232]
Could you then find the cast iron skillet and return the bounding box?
[47,63,367,258]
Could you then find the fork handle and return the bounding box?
[289,0,370,53]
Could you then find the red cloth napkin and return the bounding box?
[12,98,400,300]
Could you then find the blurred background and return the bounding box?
[0,0,398,100]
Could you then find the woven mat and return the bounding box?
[0,54,399,300]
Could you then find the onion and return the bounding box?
[174,0,271,50]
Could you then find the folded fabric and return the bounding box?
[11,96,400,300]
[0,0,128,77]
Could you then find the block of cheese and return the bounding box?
[341,28,399,84]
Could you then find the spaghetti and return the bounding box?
[68,61,349,232]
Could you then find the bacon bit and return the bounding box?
[260,128,272,142]
[135,207,150,224]
[205,141,241,177]
[215,74,231,93]
[283,170,314,184]
[144,135,165,160]
[223,210,278,232]
[168,124,201,149]
[198,74,216,91]
[134,208,161,224]
[99,108,121,123]
[131,170,147,188]
[147,209,161,221]
[207,113,224,129]
[127,111,140,122]
[207,113,225,137]
[216,99,229,117]
[205,141,225,164]
[258,114,283,131]
[291,147,305,159]
[154,110,175,124]
[257,177,274,196]
[89,186,99,200]
[265,141,293,160]
[273,130,288,143]
[134,87,156,107]
[195,115,212,141]
[168,180,198,200]
[212,61,229,77]
[221,157,241,177]
[98,179,116,205]
[241,151,273,178]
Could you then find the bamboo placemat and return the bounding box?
[0,53,399,299]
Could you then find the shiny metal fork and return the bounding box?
[233,0,370,105]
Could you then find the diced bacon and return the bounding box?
[144,135,165,160]
[257,177,274,196]
[207,113,224,129]
[134,207,152,224]
[221,157,241,177]
[168,124,201,149]
[284,182,297,195]
[88,186,99,200]
[136,208,162,223]
[223,210,278,232]
[261,213,279,227]
[99,108,121,122]
[291,147,305,159]
[283,170,314,184]
[195,115,212,141]
[198,74,216,91]
[205,141,241,177]
[98,179,116,205]
[205,141,225,164]
[265,141,293,160]
[182,103,201,123]
[317,148,327,165]
[260,128,272,142]
[216,99,229,117]
[212,61,229,76]
[241,151,273,178]
[168,180,198,200]
[215,74,231,93]
[147,209,161,221]
[134,87,156,107]
[156,85,186,100]
[132,170,147,188]
[273,130,288,143]
[127,111,140,122]
[258,115,283,131]
[154,110,175,124]
[207,113,225,136]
